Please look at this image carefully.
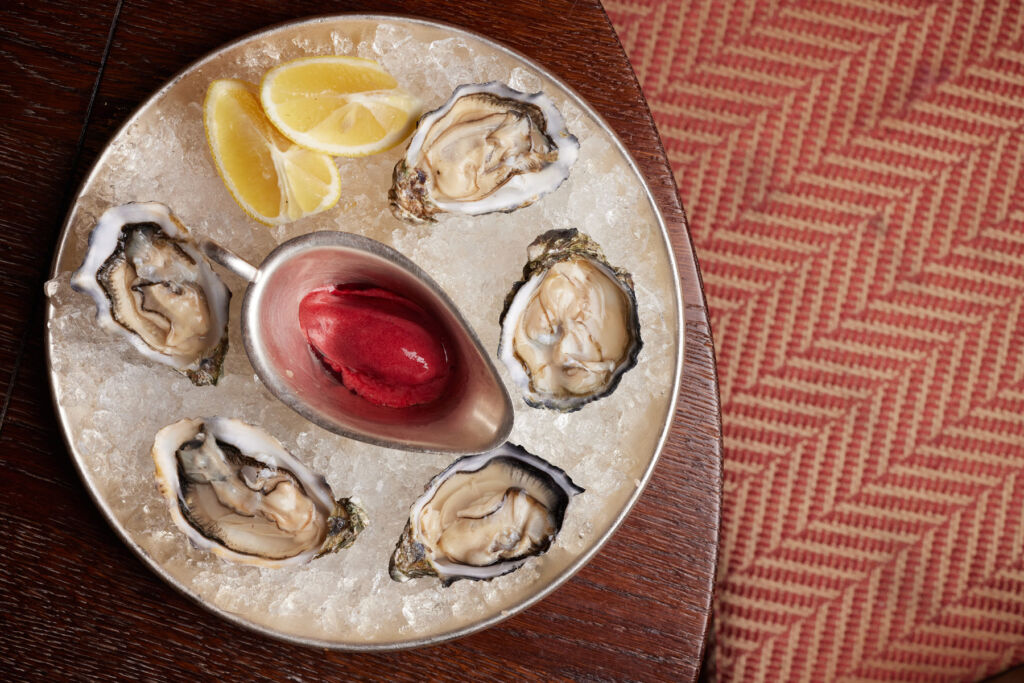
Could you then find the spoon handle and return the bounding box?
[200,239,258,283]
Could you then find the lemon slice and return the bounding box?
[204,79,341,225]
[260,56,422,157]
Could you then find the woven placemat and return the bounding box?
[605,1,1024,680]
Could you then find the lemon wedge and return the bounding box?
[260,56,422,157]
[204,79,341,225]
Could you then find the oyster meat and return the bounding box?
[151,417,366,568]
[498,229,642,412]
[390,443,583,585]
[390,82,579,222]
[71,202,230,385]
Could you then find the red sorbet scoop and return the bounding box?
[298,285,451,408]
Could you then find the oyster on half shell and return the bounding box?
[498,229,642,412]
[71,202,230,386]
[389,82,579,223]
[389,443,583,585]
[151,417,366,568]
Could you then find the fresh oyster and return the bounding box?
[498,229,642,412]
[389,82,579,222]
[389,443,583,585]
[71,202,230,385]
[151,417,366,568]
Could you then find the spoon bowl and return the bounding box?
[202,231,514,454]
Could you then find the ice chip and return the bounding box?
[509,66,543,93]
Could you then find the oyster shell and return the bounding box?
[389,82,579,222]
[389,443,583,585]
[71,202,230,385]
[151,417,366,568]
[498,229,642,412]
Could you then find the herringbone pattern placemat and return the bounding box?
[604,1,1024,680]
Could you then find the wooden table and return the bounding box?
[1,1,721,679]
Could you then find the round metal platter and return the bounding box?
[45,15,684,650]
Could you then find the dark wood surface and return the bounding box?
[0,1,722,680]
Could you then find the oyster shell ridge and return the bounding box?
[316,498,369,559]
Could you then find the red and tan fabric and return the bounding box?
[604,0,1024,680]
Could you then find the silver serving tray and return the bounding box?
[45,15,683,650]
